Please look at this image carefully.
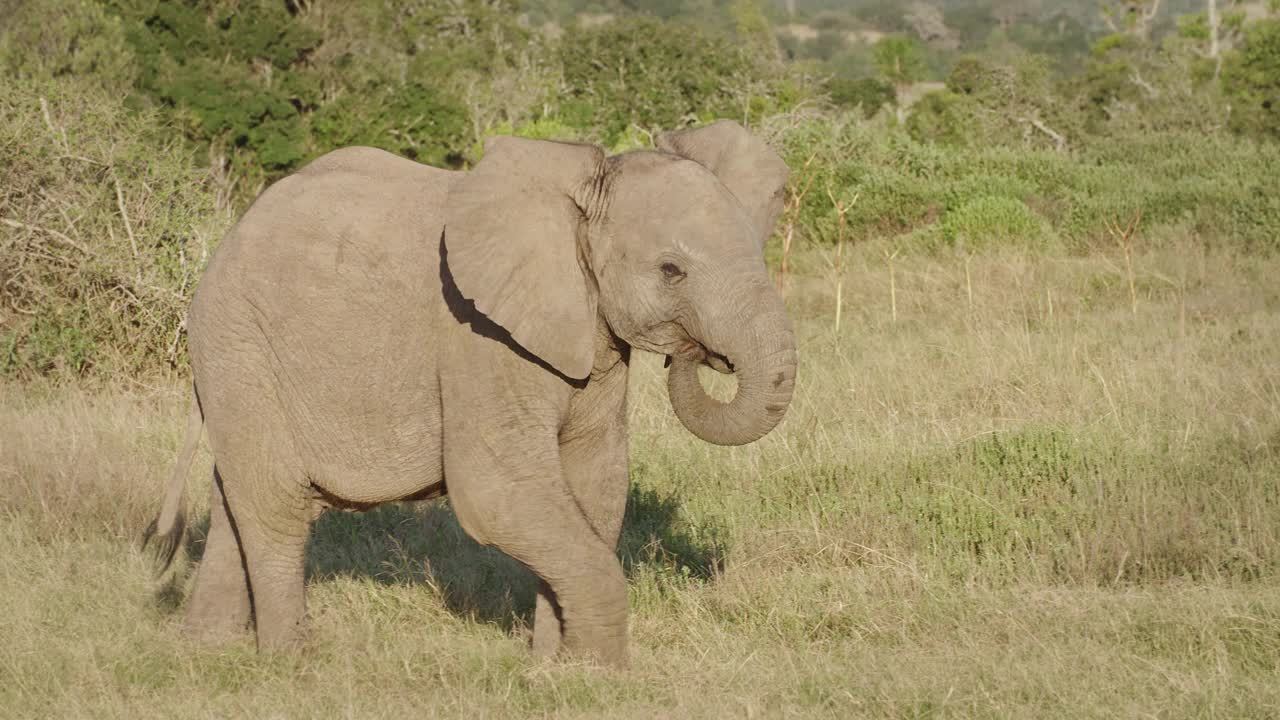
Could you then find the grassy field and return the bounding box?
[3,243,1279,718]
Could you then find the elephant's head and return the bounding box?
[445,120,795,446]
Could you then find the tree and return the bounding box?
[1222,18,1280,140]
[904,3,958,50]
[730,0,781,61]
[909,53,1076,150]
[873,35,926,122]
[826,76,894,118]
[1100,0,1164,40]
[1177,0,1248,77]
[106,0,324,180]
[990,0,1044,31]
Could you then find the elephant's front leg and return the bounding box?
[533,363,631,658]
[442,401,629,666]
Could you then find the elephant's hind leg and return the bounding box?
[220,463,315,654]
[183,468,251,640]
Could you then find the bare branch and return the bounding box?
[1,217,94,256]
[1131,71,1159,98]
[1019,116,1067,151]
[113,174,139,260]
[1143,0,1163,23]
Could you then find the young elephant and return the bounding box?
[144,120,796,666]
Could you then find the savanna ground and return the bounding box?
[4,241,1278,718]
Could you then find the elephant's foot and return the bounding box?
[235,510,311,655]
[531,582,563,658]
[254,618,310,654]
[555,565,629,667]
[182,476,253,642]
[181,612,252,643]
[562,621,629,668]
[182,558,252,642]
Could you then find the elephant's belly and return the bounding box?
[310,475,446,511]
[279,367,446,507]
[296,415,445,507]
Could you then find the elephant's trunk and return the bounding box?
[666,283,796,446]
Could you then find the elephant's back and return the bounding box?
[190,148,453,504]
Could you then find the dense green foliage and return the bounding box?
[1222,19,1280,140]
[3,0,1280,378]
[116,0,323,170]
[556,17,757,143]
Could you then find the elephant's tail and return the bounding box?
[141,388,204,576]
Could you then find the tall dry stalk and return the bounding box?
[777,153,817,296]
[824,186,859,333]
[1105,209,1143,318]
[883,247,901,324]
[964,254,973,314]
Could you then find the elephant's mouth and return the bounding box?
[666,340,734,375]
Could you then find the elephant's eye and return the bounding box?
[660,262,686,283]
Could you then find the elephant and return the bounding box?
[143,119,796,667]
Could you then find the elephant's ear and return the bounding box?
[656,119,790,249]
[445,136,605,381]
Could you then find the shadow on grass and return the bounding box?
[167,484,725,632]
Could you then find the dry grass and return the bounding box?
[2,244,1279,718]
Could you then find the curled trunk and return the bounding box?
[666,306,796,446]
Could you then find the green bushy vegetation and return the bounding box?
[1222,18,1280,140]
[7,0,1276,380]
[769,114,1280,257]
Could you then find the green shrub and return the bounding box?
[0,0,135,92]
[113,0,323,175]
[556,17,758,144]
[941,196,1057,253]
[910,53,1082,152]
[1222,19,1280,142]
[826,76,894,118]
[905,90,969,145]
[469,117,587,160]
[940,174,1035,212]
[310,84,469,168]
[767,109,1279,254]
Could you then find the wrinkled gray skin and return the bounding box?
[144,120,795,667]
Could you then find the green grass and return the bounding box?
[3,244,1279,717]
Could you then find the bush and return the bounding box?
[0,78,227,378]
[0,0,135,92]
[941,196,1057,253]
[556,17,759,144]
[310,83,469,168]
[909,53,1082,151]
[1222,19,1280,142]
[114,0,323,175]
[904,89,968,145]
[825,76,894,118]
[767,111,1280,255]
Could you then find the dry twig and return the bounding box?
[113,174,139,260]
[777,153,817,295]
[1105,209,1143,318]
[824,185,859,333]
